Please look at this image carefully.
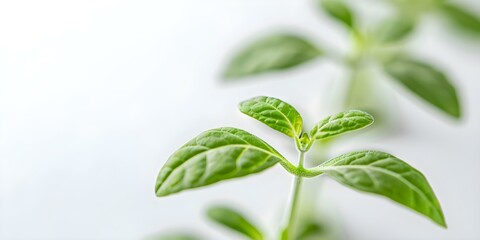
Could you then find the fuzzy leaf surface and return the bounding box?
[155,128,285,196]
[310,110,373,140]
[316,151,446,227]
[239,96,303,138]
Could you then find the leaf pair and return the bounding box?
[239,97,445,227]
[155,97,373,196]
[239,96,374,142]
[156,96,446,227]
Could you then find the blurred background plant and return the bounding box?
[154,0,478,239]
[223,0,473,125]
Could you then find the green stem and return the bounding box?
[286,151,306,240]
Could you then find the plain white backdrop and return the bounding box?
[1,0,479,239]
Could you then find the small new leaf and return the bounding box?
[155,128,286,196]
[319,0,355,28]
[239,96,303,139]
[207,206,264,240]
[316,151,446,227]
[384,57,461,118]
[223,34,322,79]
[375,17,415,44]
[310,110,373,140]
[441,3,480,35]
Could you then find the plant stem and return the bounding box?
[286,151,306,240]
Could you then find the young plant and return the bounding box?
[155,96,446,239]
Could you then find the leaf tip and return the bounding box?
[440,221,448,229]
[434,208,448,228]
[155,173,169,197]
[238,96,260,111]
[154,182,165,197]
[347,109,375,129]
[449,106,462,119]
[363,111,375,125]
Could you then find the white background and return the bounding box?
[1,0,479,239]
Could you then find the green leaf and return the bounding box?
[316,151,446,227]
[319,0,355,28]
[155,127,286,196]
[441,3,480,34]
[310,110,373,140]
[239,96,303,138]
[207,206,264,240]
[384,57,461,118]
[223,34,322,79]
[375,17,415,44]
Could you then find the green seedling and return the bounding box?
[155,96,446,240]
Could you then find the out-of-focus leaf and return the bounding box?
[207,206,264,240]
[319,0,355,28]
[315,151,446,227]
[223,34,321,79]
[155,128,286,196]
[441,3,480,34]
[239,96,303,139]
[375,17,415,44]
[384,57,461,118]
